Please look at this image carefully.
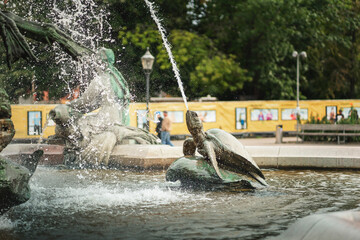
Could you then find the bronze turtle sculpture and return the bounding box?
[185,110,267,186]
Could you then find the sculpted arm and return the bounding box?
[68,79,104,114]
[0,10,91,68]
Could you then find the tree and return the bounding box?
[118,25,251,100]
[194,0,360,100]
[304,0,360,99]
[1,0,359,102]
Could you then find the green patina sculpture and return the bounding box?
[100,48,131,125]
[0,10,90,68]
[166,111,267,189]
[166,156,258,190]
[0,88,15,152]
[0,9,159,167]
[49,48,160,167]
[185,110,267,186]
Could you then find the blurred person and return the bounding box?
[155,111,163,139]
[336,109,344,123]
[329,107,336,123]
[161,111,173,146]
[258,111,264,121]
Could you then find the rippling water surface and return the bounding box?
[1,167,360,240]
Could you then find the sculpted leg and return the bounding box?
[80,131,116,166]
[183,138,196,156]
[111,125,159,145]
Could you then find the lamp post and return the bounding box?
[141,47,155,131]
[292,51,307,142]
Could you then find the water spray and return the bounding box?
[144,0,189,110]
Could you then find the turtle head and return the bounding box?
[186,111,203,134]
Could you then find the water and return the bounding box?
[144,0,189,110]
[14,0,112,92]
[37,120,50,146]
[1,168,360,240]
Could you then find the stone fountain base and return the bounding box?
[108,145,183,169]
[1,144,183,170]
[2,143,360,170]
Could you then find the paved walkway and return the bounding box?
[173,137,360,147]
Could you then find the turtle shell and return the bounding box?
[206,128,267,185]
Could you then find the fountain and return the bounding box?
[49,47,160,167]
[1,1,360,239]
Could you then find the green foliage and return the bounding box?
[190,55,251,99]
[305,106,360,142]
[1,0,360,102]
[304,0,360,99]
[119,25,251,100]
[0,47,34,103]
[307,115,331,124]
[338,106,360,124]
[193,0,360,100]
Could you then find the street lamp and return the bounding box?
[292,50,307,142]
[141,47,155,131]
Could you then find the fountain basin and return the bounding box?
[1,168,360,239]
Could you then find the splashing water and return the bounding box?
[37,120,50,146]
[144,0,189,110]
[49,0,112,86]
[17,0,112,90]
[18,0,111,149]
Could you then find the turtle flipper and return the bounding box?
[248,172,268,186]
[222,150,267,186]
[203,141,224,180]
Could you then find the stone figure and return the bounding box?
[0,9,159,167]
[0,88,14,152]
[0,87,43,214]
[169,110,267,187]
[0,150,43,214]
[49,48,160,167]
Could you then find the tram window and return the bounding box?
[342,107,360,119]
[136,109,148,129]
[326,106,337,121]
[235,108,247,129]
[28,111,42,135]
[281,108,308,120]
[195,110,216,123]
[251,109,278,121]
[152,111,184,123]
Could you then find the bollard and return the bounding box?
[275,125,283,144]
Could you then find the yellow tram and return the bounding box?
[10,99,360,139]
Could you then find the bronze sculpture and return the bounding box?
[49,48,160,167]
[1,9,159,168]
[168,110,267,187]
